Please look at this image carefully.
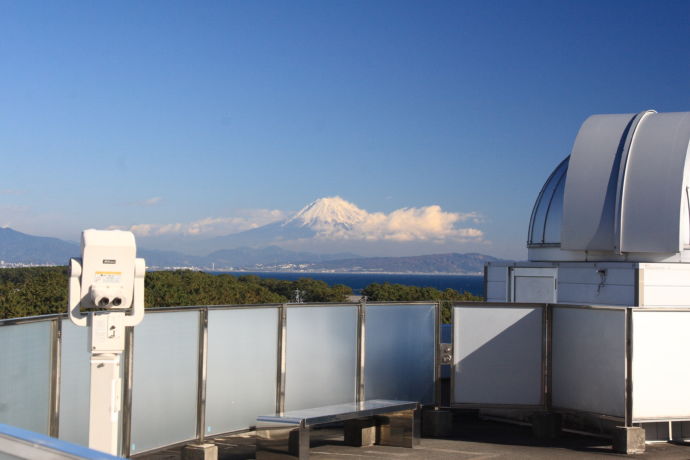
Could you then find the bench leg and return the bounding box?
[344,417,376,446]
[375,409,420,448]
[256,421,310,460]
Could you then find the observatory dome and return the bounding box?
[528,157,568,247]
[528,110,690,263]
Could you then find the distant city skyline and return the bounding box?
[1,1,689,260]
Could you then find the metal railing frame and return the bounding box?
[0,301,439,456]
[448,301,690,428]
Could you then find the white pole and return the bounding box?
[88,353,122,454]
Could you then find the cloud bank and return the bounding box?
[350,206,482,242]
[114,209,287,237]
[116,197,483,245]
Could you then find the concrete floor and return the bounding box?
[137,413,690,460]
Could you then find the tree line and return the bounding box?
[0,267,480,322]
[361,282,481,323]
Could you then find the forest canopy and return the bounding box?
[0,267,480,322]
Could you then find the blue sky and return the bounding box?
[1,0,689,259]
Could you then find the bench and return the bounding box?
[255,399,420,460]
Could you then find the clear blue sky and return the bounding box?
[1,0,689,259]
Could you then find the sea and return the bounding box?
[211,271,484,297]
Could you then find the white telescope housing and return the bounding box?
[67,229,145,455]
[69,229,145,334]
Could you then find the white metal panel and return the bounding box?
[528,246,589,262]
[557,266,634,286]
[487,266,509,302]
[621,112,690,253]
[557,283,634,306]
[511,268,557,303]
[551,307,626,417]
[487,266,509,282]
[641,263,690,307]
[486,281,507,302]
[562,113,636,251]
[514,277,554,303]
[642,286,690,307]
[641,264,690,286]
[452,306,543,406]
[632,310,690,420]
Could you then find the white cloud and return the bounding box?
[128,196,162,207]
[0,189,25,196]
[320,205,483,242]
[142,197,162,206]
[112,197,484,245]
[115,209,287,237]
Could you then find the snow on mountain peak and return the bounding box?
[285,197,367,230]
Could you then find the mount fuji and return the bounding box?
[0,197,501,271]
[187,197,370,254]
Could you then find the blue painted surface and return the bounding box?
[0,424,122,459]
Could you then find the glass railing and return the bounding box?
[450,302,690,427]
[0,302,440,456]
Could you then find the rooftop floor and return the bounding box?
[137,414,690,460]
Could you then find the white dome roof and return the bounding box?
[528,110,690,262]
[528,157,568,247]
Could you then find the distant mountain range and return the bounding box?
[148,196,381,255]
[0,227,504,274]
[0,227,77,264]
[0,197,506,273]
[303,253,500,274]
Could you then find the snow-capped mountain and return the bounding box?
[283,196,367,234]
[1,197,494,270]
[200,197,361,252]
[137,195,483,259]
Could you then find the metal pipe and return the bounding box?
[434,302,441,407]
[356,300,366,405]
[275,305,287,415]
[49,318,62,438]
[121,327,135,457]
[196,308,209,443]
[544,304,552,410]
[625,307,634,427]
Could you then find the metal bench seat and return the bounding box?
[256,399,420,459]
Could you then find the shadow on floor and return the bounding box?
[135,412,690,460]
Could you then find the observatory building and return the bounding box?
[486,110,690,306]
[2,112,690,459]
[456,110,690,445]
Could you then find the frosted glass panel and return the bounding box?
[453,306,543,406]
[131,311,199,454]
[0,321,52,434]
[285,306,357,411]
[632,310,690,420]
[365,304,436,404]
[206,308,278,435]
[58,320,90,446]
[552,307,625,417]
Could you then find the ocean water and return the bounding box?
[212,271,484,297]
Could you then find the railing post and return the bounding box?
[275,304,287,415]
[121,327,135,457]
[544,304,552,411]
[434,302,441,407]
[356,300,366,405]
[49,318,62,438]
[196,308,209,443]
[625,307,634,427]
